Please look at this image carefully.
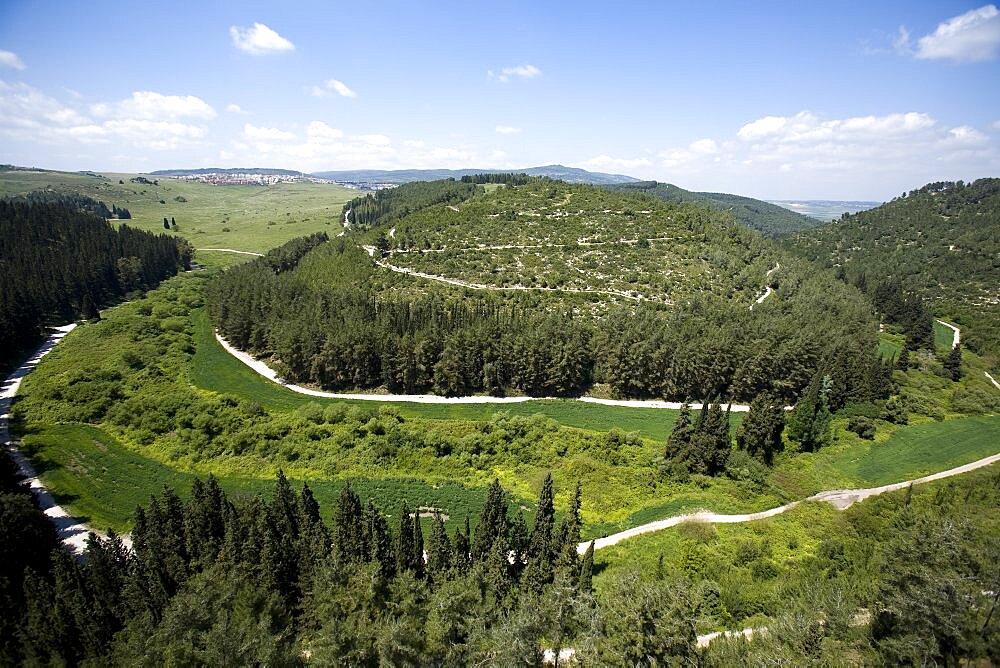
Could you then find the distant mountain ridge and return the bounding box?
[311,164,640,185]
[606,181,822,237]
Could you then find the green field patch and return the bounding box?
[934,318,957,352]
[877,332,903,361]
[816,415,1000,486]
[20,423,496,534]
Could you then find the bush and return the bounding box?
[881,395,909,424]
[846,416,876,440]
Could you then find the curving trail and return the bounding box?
[936,318,960,349]
[1,324,131,555]
[195,248,265,256]
[578,450,1000,554]
[215,331,761,411]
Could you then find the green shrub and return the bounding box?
[847,416,876,440]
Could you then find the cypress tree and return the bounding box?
[665,402,694,459]
[426,512,452,578]
[398,501,415,573]
[555,482,583,576]
[454,516,471,571]
[364,500,395,580]
[896,342,911,370]
[943,343,962,381]
[579,541,595,594]
[472,480,508,562]
[163,217,169,229]
[333,482,364,564]
[412,511,426,579]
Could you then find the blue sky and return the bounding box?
[1,1,999,199]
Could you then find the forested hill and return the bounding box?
[0,199,191,371]
[607,181,821,236]
[211,179,889,407]
[784,178,1000,354]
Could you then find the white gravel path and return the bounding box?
[579,449,1000,553]
[1,324,132,555]
[215,332,762,410]
[195,248,265,256]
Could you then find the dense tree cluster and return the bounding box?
[866,277,934,348]
[16,191,131,219]
[460,172,532,185]
[0,199,190,371]
[1,465,695,665]
[343,179,477,229]
[662,402,733,475]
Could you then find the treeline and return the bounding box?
[343,179,478,228]
[460,172,532,185]
[17,191,131,219]
[1,463,675,665]
[210,237,891,406]
[0,199,190,370]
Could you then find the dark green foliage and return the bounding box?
[461,172,531,185]
[787,373,833,451]
[343,178,477,229]
[882,394,909,425]
[897,342,911,370]
[944,342,962,381]
[847,415,876,440]
[735,393,785,464]
[0,199,187,370]
[663,401,732,476]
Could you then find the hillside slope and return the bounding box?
[210,179,887,406]
[784,178,1000,354]
[607,181,821,236]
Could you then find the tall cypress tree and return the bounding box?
[524,473,556,592]
[943,343,962,381]
[397,501,415,573]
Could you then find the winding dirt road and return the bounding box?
[1,324,128,555]
[578,449,1000,554]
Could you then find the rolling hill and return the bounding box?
[784,178,1000,355]
[606,180,822,236]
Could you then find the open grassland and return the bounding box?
[934,318,957,351]
[20,422,495,534]
[0,168,355,253]
[592,463,1000,634]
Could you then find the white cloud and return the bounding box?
[311,78,357,98]
[92,91,216,120]
[689,138,718,154]
[489,64,542,83]
[583,154,653,171]
[947,125,988,144]
[243,123,295,141]
[495,125,522,134]
[913,4,1000,62]
[737,111,935,144]
[403,139,425,148]
[230,23,295,55]
[0,81,209,151]
[355,133,391,146]
[0,50,25,70]
[226,103,248,114]
[307,121,343,140]
[737,115,789,140]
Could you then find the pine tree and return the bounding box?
[412,511,426,579]
[398,501,415,573]
[579,542,594,594]
[735,393,785,465]
[788,373,833,452]
[896,341,911,370]
[664,401,694,459]
[524,473,556,592]
[943,342,962,381]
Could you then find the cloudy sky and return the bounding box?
[1,1,999,199]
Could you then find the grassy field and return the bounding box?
[0,168,356,253]
[189,307,692,441]
[934,318,958,351]
[20,422,496,533]
[877,332,903,361]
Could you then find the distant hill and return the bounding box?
[784,178,1000,354]
[312,164,639,186]
[769,199,882,222]
[151,167,305,177]
[605,181,821,237]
